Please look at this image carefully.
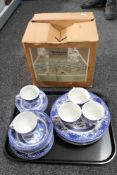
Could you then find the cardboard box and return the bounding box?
[22,12,99,87]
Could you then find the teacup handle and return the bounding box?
[9,124,26,143]
[15,94,26,109]
[15,94,20,101]
[16,95,31,110]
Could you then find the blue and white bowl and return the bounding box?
[15,85,48,112]
[50,92,111,145]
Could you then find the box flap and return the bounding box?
[32,12,95,30]
[61,21,99,42]
[22,12,99,44]
[22,22,60,44]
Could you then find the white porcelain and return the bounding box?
[20,85,40,101]
[9,111,38,134]
[68,87,90,104]
[58,102,82,123]
[82,101,105,121]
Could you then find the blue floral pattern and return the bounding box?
[10,134,54,160]
[50,93,111,145]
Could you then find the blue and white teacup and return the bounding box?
[19,85,40,109]
[82,100,105,124]
[15,85,48,112]
[58,101,82,125]
[68,87,90,105]
[9,111,48,147]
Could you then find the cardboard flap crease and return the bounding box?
[22,12,99,44]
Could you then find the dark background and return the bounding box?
[0,0,117,174]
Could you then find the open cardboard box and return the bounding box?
[22,12,99,87]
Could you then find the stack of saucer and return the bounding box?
[8,110,54,160]
[51,88,110,145]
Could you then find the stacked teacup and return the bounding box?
[8,85,54,160]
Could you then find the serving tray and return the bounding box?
[4,90,116,165]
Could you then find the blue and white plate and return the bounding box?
[15,90,48,112]
[8,111,53,153]
[10,133,54,160]
[50,92,111,145]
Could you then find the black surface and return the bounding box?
[4,91,116,165]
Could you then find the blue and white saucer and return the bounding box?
[8,111,53,153]
[15,90,48,112]
[50,92,111,145]
[10,133,54,160]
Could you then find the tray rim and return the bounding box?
[3,90,116,165]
